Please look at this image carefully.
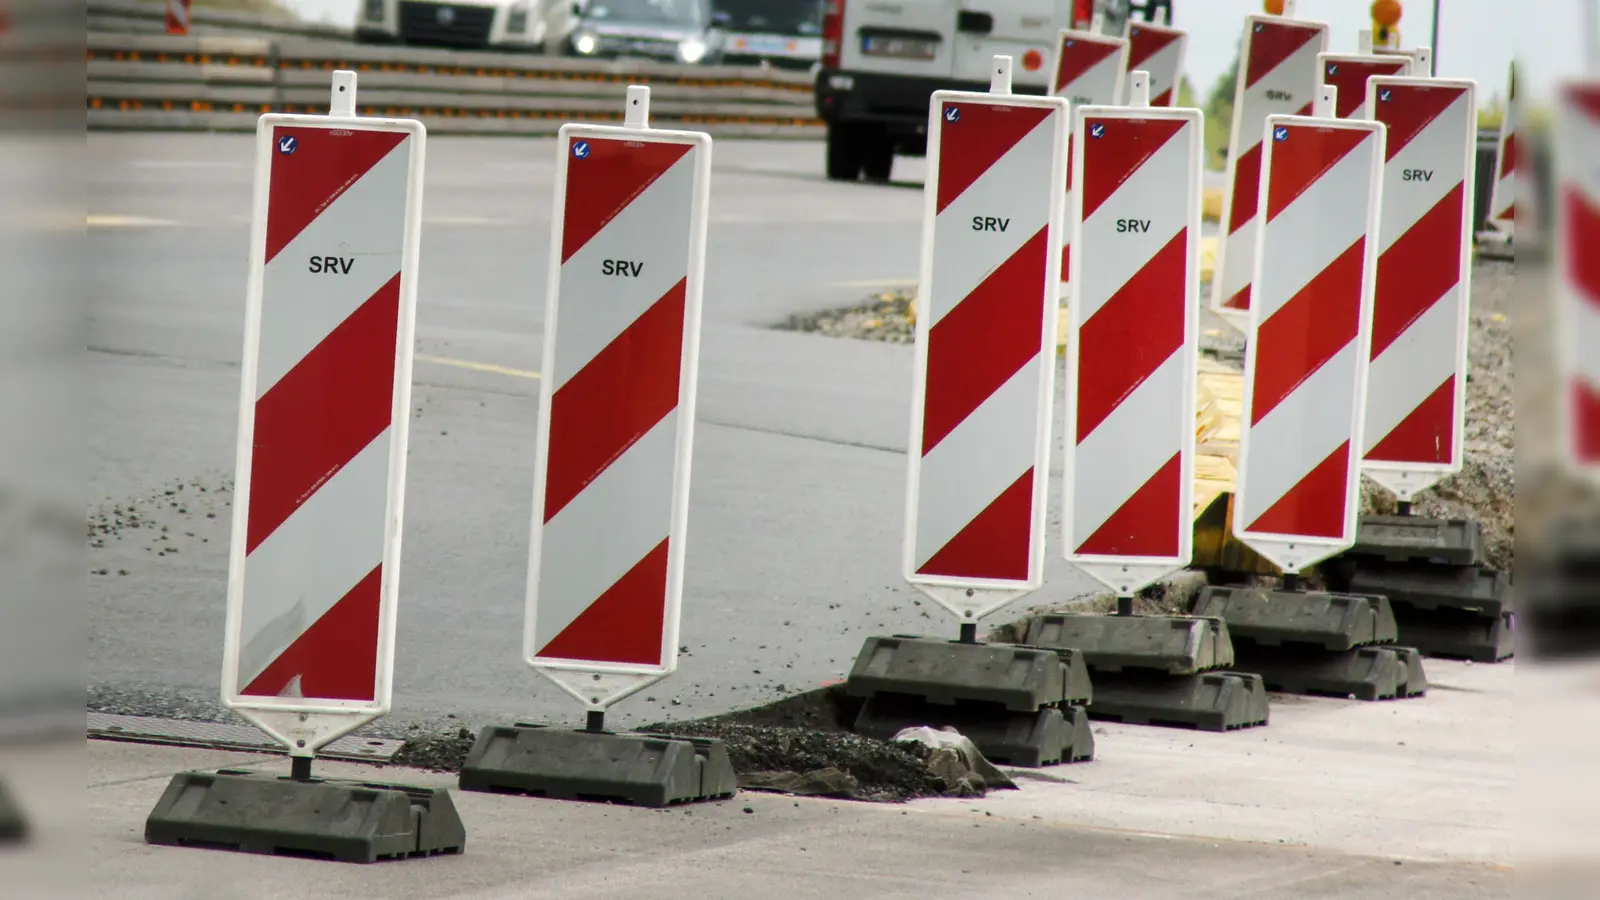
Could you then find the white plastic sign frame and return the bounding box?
[1233,100,1386,575]
[1361,75,1478,501]
[220,73,425,757]
[523,87,712,710]
[1061,93,1201,596]
[902,58,1069,623]
[1555,76,1600,485]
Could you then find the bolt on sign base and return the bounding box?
[1085,671,1270,732]
[457,725,738,808]
[853,696,1095,767]
[1023,613,1236,676]
[144,768,466,864]
[0,780,25,842]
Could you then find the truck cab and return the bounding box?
[538,0,725,64]
[814,0,1132,181]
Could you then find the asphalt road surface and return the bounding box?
[87,134,1117,730]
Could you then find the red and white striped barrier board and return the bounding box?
[221,78,425,755]
[1556,77,1600,482]
[1052,28,1127,300]
[1487,63,1518,235]
[1375,44,1433,76]
[1319,53,1412,120]
[1362,76,1477,500]
[1233,109,1386,573]
[525,88,711,708]
[1123,20,1187,107]
[1052,28,1128,107]
[1062,102,1201,595]
[166,0,190,35]
[904,68,1068,621]
[1211,14,1330,330]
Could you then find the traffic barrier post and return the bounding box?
[456,85,738,806]
[1556,75,1600,484]
[1122,12,1187,108]
[164,0,189,36]
[1211,7,1331,333]
[1051,22,1128,302]
[846,57,1092,768]
[1485,62,1517,239]
[145,71,468,862]
[1318,51,1413,120]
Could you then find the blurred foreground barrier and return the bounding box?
[87,31,824,137]
[90,0,352,41]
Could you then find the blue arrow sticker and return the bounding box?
[1328,63,1340,76]
[1254,22,1264,33]
[944,106,961,123]
[1090,123,1106,139]
[1274,126,1289,142]
[1065,39,1076,48]
[1379,89,1393,103]
[572,140,591,159]
[277,135,297,156]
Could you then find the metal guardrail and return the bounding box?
[87,31,825,137]
[89,0,353,41]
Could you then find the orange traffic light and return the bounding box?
[1265,0,1286,14]
[1371,0,1402,27]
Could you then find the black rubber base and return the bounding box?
[1392,646,1429,697]
[1392,605,1516,662]
[1344,562,1511,618]
[1087,671,1270,732]
[852,695,1094,767]
[845,635,1089,710]
[1230,645,1415,701]
[1022,614,1235,675]
[1348,515,1484,566]
[0,779,26,842]
[1193,587,1398,651]
[144,769,466,863]
[458,725,738,808]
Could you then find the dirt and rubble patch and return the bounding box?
[388,687,1007,803]
[778,291,916,344]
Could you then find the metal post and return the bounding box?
[1397,500,1414,516]
[1281,572,1301,593]
[1116,595,1135,617]
[290,756,313,781]
[958,622,978,644]
[585,709,606,733]
[1430,0,1442,72]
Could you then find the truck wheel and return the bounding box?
[862,134,894,183]
[826,124,863,181]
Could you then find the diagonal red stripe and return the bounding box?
[1077,228,1187,439]
[1565,83,1600,123]
[1076,452,1181,557]
[537,540,668,666]
[1054,35,1122,94]
[1152,88,1174,107]
[922,228,1048,453]
[1265,125,1372,223]
[562,137,692,264]
[1498,132,1518,178]
[1367,376,1454,465]
[247,274,400,554]
[1375,82,1469,160]
[1321,57,1409,118]
[1372,182,1465,359]
[1224,284,1252,311]
[1245,19,1323,88]
[1567,186,1600,312]
[1576,377,1600,464]
[1080,117,1188,221]
[916,469,1033,581]
[936,101,1054,214]
[1251,238,1364,425]
[1126,24,1181,68]
[1496,200,1517,221]
[240,565,380,701]
[1227,142,1264,234]
[266,127,408,265]
[545,279,685,522]
[1246,441,1350,538]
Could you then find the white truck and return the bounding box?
[355,0,547,50]
[813,0,1136,181]
[355,0,724,62]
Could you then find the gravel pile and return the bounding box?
[779,292,916,343]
